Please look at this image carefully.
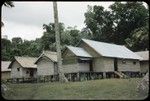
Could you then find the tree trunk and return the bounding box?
[53,2,68,82]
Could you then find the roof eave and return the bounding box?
[2,70,11,72]
[77,56,93,58]
[103,55,141,60]
[140,59,149,61]
[23,67,37,69]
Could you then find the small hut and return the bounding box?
[8,56,37,79]
[135,51,149,74]
[1,61,11,80]
[35,51,58,76]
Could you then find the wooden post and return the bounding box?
[89,72,91,80]
[88,72,90,80]
[17,78,18,83]
[77,72,80,81]
[53,2,68,83]
[103,72,106,79]
[69,74,71,81]
[71,73,73,81]
[22,77,24,83]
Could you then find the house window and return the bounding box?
[122,60,126,64]
[133,61,136,65]
[78,58,91,63]
[17,68,20,71]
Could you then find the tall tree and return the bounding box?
[84,5,114,42]
[65,26,81,46]
[53,2,68,82]
[1,39,12,60]
[12,37,23,44]
[80,27,93,39]
[125,20,149,51]
[110,2,149,45]
[84,2,149,51]
[41,23,64,51]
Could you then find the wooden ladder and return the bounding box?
[114,71,128,78]
[114,71,123,78]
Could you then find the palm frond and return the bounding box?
[3,1,14,7]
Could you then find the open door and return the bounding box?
[114,58,118,71]
[89,60,93,72]
[30,69,34,78]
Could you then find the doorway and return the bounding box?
[30,69,34,77]
[89,60,93,72]
[114,58,118,71]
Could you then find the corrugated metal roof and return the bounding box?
[15,56,37,68]
[82,39,142,60]
[67,46,92,57]
[35,51,57,64]
[1,61,11,72]
[135,51,149,61]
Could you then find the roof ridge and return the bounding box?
[82,39,124,47]
[81,39,142,60]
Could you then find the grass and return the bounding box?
[2,78,148,100]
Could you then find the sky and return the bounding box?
[1,1,148,41]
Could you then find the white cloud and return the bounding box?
[1,1,116,40]
[2,2,53,27]
[2,21,43,40]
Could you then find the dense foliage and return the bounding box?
[84,2,149,51]
[1,2,149,61]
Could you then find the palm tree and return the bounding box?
[3,1,14,7]
[1,1,14,27]
[53,2,68,82]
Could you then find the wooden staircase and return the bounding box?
[114,71,129,79]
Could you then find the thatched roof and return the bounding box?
[35,51,57,64]
[1,61,11,72]
[135,51,149,61]
[80,39,142,60]
[66,46,92,58]
[8,56,37,69]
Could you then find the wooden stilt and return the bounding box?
[77,72,80,81]
[69,73,71,81]
[103,72,106,79]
